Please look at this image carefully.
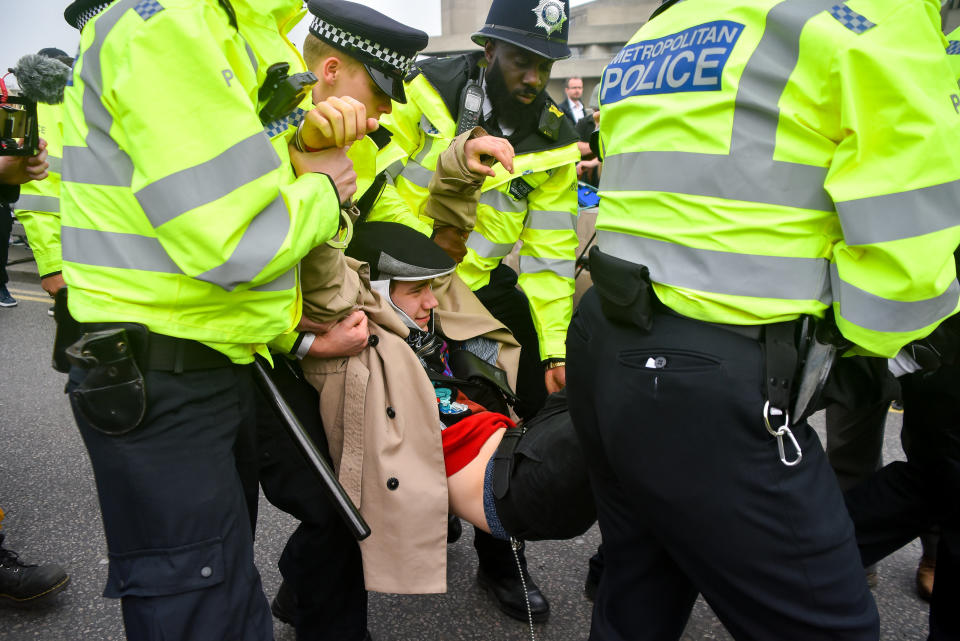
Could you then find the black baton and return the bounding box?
[252,359,371,541]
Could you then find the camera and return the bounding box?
[258,62,317,125]
[0,92,40,157]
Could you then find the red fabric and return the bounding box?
[441,399,516,477]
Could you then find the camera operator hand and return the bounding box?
[301,96,378,150]
[289,145,358,205]
[464,135,514,177]
[0,139,49,185]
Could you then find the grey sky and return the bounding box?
[3,1,592,81]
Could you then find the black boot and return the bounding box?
[474,529,549,623]
[0,533,70,607]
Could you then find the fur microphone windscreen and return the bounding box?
[12,54,71,104]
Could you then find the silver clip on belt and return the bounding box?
[762,401,802,467]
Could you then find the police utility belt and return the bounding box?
[65,323,231,436]
[588,246,845,468]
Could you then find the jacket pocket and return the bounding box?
[104,537,224,598]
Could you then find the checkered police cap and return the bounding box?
[307,0,428,103]
[309,15,417,78]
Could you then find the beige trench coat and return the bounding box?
[297,129,518,593]
[300,269,519,594]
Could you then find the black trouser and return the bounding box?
[824,357,898,491]
[566,289,878,641]
[0,203,12,285]
[67,364,272,641]
[473,263,545,577]
[255,359,367,641]
[845,364,960,640]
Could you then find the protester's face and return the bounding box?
[390,279,439,329]
[328,62,393,119]
[565,79,583,101]
[485,41,553,106]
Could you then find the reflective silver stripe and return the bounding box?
[244,41,258,73]
[525,209,576,231]
[603,0,840,212]
[480,188,526,213]
[196,192,290,291]
[466,232,515,259]
[135,133,281,227]
[602,153,832,212]
[46,156,62,174]
[413,134,434,165]
[836,179,960,246]
[598,229,832,302]
[398,160,433,190]
[250,267,296,292]
[519,255,576,279]
[61,226,182,273]
[63,0,138,187]
[14,195,60,213]
[831,264,960,333]
[384,160,404,182]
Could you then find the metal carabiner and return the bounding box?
[763,401,803,467]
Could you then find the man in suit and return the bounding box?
[559,76,584,125]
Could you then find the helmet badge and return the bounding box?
[531,0,567,36]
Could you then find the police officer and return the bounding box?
[566,1,960,639]
[258,4,429,640]
[60,0,356,638]
[842,19,960,641]
[369,0,583,622]
[376,0,580,421]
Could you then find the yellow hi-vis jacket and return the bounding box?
[61,0,340,363]
[14,101,64,278]
[596,0,960,358]
[375,53,581,361]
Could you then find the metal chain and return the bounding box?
[510,537,536,641]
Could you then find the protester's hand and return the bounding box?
[0,139,49,184]
[463,135,514,177]
[544,365,566,394]
[41,273,66,297]
[301,96,379,150]
[289,145,357,204]
[308,310,369,358]
[432,225,469,263]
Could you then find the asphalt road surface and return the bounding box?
[0,254,932,641]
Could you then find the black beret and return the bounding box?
[307,0,429,103]
[346,222,455,282]
[472,0,571,61]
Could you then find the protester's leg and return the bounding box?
[68,365,272,641]
[826,400,889,492]
[568,290,878,641]
[256,359,368,641]
[474,263,547,420]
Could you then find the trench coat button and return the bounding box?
[368,334,379,347]
[387,477,399,491]
[200,566,213,578]
[386,406,396,419]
